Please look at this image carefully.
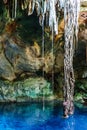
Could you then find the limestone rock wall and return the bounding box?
[0,78,53,102]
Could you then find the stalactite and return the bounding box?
[12,0,14,18]
[21,0,27,10]
[3,0,60,34]
[27,0,59,34]
[14,0,17,18]
[74,0,80,49]
[49,0,58,34]
[58,0,64,8]
[28,0,35,15]
[3,0,8,4]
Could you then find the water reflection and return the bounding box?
[0,102,86,130]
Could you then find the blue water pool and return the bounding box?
[0,101,87,130]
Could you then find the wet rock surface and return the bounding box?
[0,77,54,102]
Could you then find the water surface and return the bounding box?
[0,101,87,130]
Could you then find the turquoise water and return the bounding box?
[0,102,87,130]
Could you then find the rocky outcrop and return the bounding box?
[0,32,45,81]
[0,77,54,102]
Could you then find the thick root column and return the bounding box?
[63,0,80,118]
[63,67,75,117]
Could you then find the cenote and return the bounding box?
[0,102,87,130]
[0,0,87,130]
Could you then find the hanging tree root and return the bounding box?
[63,67,75,118]
[63,0,80,118]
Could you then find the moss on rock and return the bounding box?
[0,77,54,102]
